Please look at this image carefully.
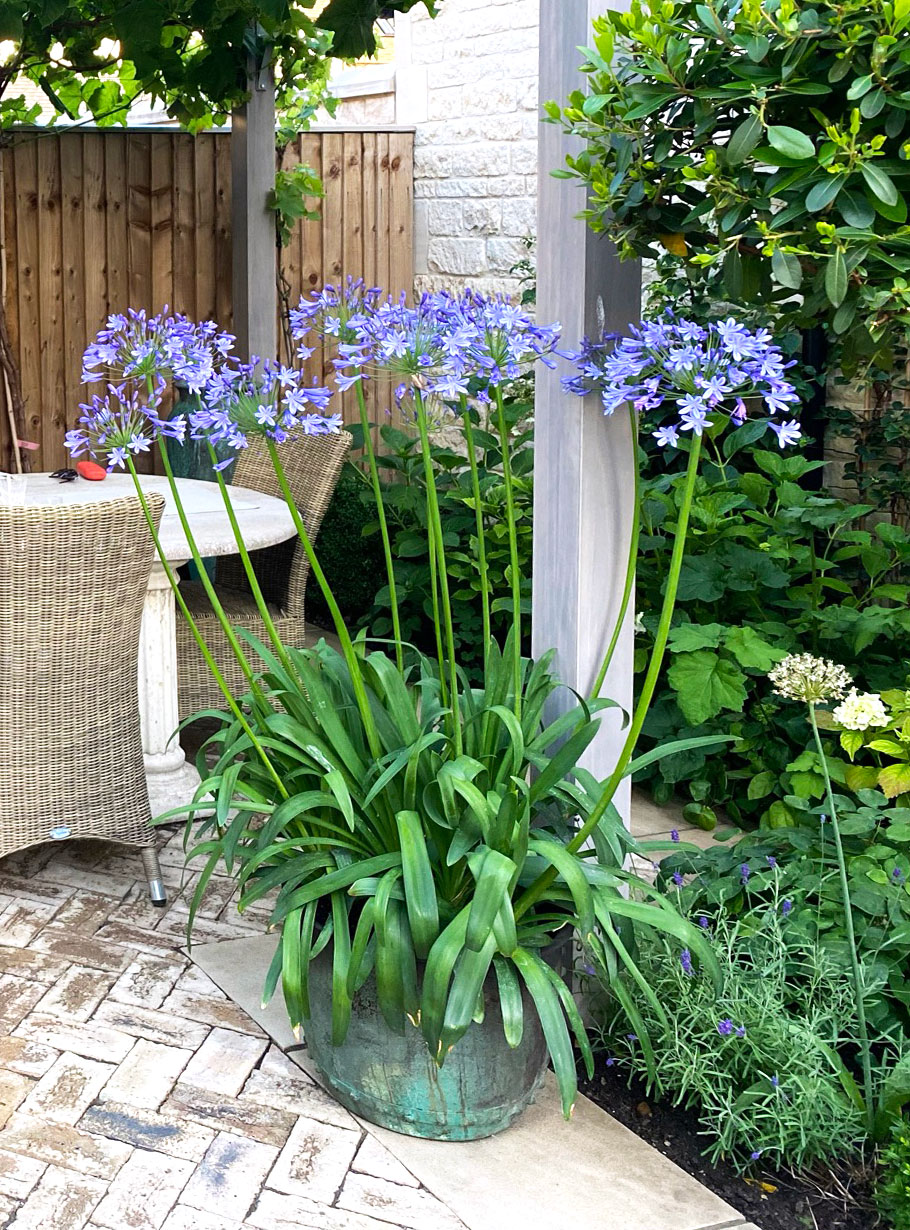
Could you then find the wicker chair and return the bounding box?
[0,494,168,904]
[175,430,352,717]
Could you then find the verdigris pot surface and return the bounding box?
[302,946,549,1141]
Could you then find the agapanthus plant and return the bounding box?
[82,307,234,392]
[65,380,185,469]
[66,294,785,1125]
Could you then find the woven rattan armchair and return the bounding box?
[0,494,168,904]
[176,430,352,718]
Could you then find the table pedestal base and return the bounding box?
[139,564,202,820]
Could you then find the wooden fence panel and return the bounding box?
[0,126,414,472]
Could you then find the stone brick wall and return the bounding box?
[406,0,539,296]
[326,0,541,298]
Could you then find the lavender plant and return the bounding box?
[67,295,800,1122]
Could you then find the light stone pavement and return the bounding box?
[0,829,468,1230]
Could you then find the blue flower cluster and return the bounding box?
[564,314,801,449]
[65,382,187,469]
[82,308,234,393]
[189,360,339,467]
[290,281,561,404]
[69,313,338,470]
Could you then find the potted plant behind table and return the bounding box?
[66,294,802,1140]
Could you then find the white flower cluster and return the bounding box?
[832,689,889,732]
[768,653,854,704]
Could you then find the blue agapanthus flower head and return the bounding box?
[82,308,234,392]
[190,359,338,459]
[563,312,801,449]
[65,380,186,470]
[291,284,561,407]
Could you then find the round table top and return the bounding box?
[1,472,297,562]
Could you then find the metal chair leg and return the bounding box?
[141,846,167,907]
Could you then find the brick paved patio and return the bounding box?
[0,830,467,1230]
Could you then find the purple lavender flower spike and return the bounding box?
[740,863,751,885]
[670,829,680,842]
[672,871,684,887]
[717,1018,734,1036]
[781,899,793,916]
[680,949,693,975]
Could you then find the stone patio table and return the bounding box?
[5,473,296,818]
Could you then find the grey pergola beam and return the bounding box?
[232,60,278,361]
[533,0,641,823]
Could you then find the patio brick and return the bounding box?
[33,964,117,1022]
[20,1052,116,1125]
[93,921,186,959]
[14,1013,136,1064]
[34,861,137,898]
[247,1189,415,1230]
[0,1037,58,1079]
[267,1116,362,1205]
[81,1102,215,1163]
[179,1131,279,1222]
[109,953,188,1009]
[50,892,119,936]
[242,1051,360,1132]
[161,972,266,1035]
[0,900,60,947]
[158,1207,245,1230]
[0,976,46,1031]
[337,1174,467,1230]
[0,1071,33,1128]
[180,1028,268,1097]
[91,1148,195,1230]
[98,1039,193,1110]
[30,927,136,973]
[351,1137,419,1190]
[0,945,70,983]
[0,1149,46,1200]
[0,1113,132,1179]
[92,1001,212,1049]
[7,1163,107,1230]
[163,1084,297,1148]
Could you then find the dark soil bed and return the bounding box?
[579,1060,877,1230]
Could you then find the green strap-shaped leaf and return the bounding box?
[465,848,517,952]
[420,906,471,1060]
[513,948,577,1119]
[346,898,376,998]
[538,961,594,1079]
[396,810,440,958]
[441,935,497,1054]
[493,956,524,1048]
[528,836,595,939]
[331,893,353,1046]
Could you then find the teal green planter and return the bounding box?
[302,946,549,1140]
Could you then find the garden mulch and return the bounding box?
[579,1059,877,1230]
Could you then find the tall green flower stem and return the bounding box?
[354,379,403,672]
[458,395,491,669]
[123,455,288,802]
[808,702,875,1129]
[157,439,266,706]
[414,390,462,755]
[203,438,294,673]
[265,437,383,761]
[493,385,523,718]
[514,433,703,922]
[590,406,640,699]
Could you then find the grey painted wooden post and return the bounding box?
[232,60,277,360]
[533,0,641,824]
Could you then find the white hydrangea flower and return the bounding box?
[832,689,889,731]
[768,653,853,704]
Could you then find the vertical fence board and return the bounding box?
[1,144,20,466]
[2,127,413,471]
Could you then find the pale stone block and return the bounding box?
[20,1052,116,1126]
[81,1102,215,1163]
[180,1132,279,1222]
[486,237,529,274]
[92,1149,195,1230]
[427,238,486,276]
[426,201,463,236]
[0,1112,131,1179]
[267,1116,361,1205]
[352,1135,419,1189]
[99,1039,192,1111]
[501,198,537,238]
[451,145,510,176]
[0,1148,46,1200]
[460,85,518,118]
[109,953,187,1010]
[426,85,461,121]
[14,1013,136,1064]
[92,1001,211,1050]
[338,1172,466,1230]
[9,1164,107,1230]
[510,140,539,174]
[33,965,116,1023]
[463,200,501,235]
[179,1028,267,1098]
[414,146,454,178]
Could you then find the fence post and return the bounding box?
[231,59,277,360]
[533,0,641,826]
